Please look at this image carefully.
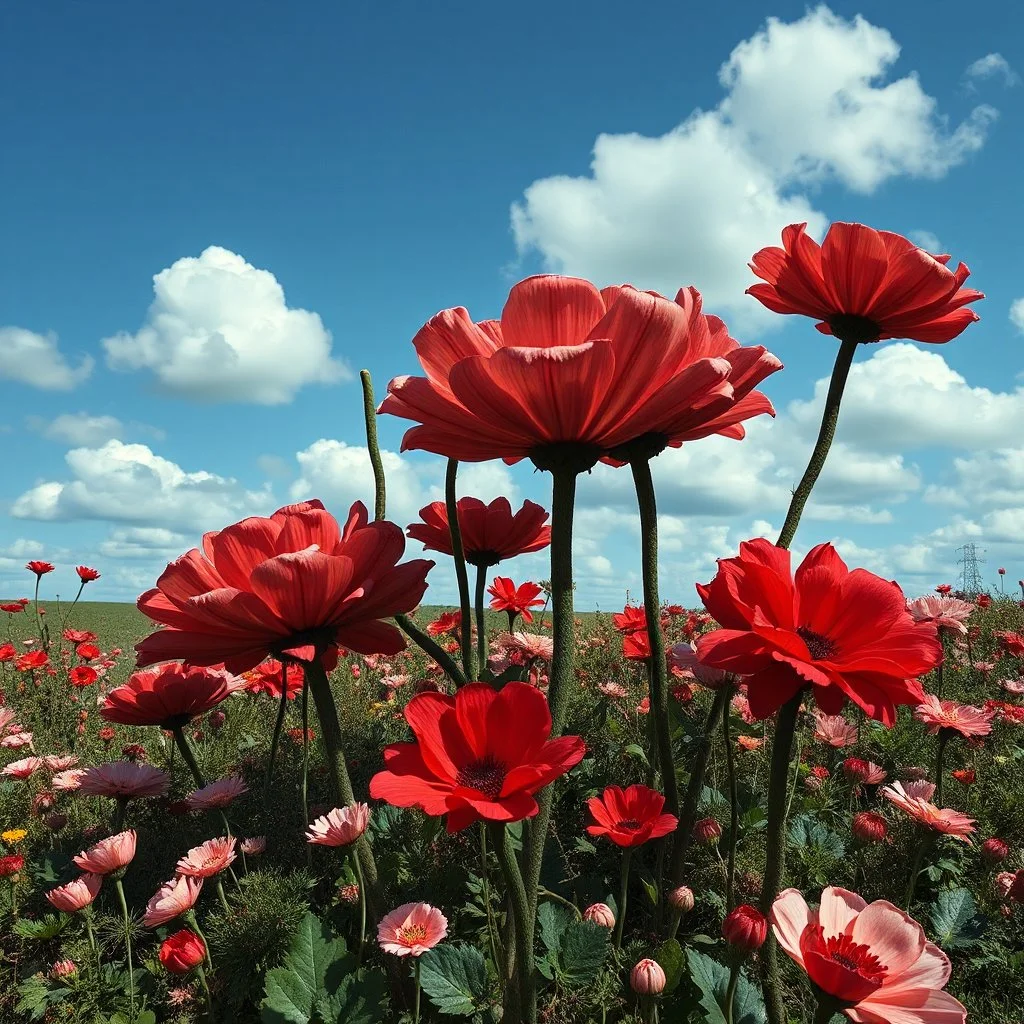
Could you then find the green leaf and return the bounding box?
[624,743,650,766]
[419,944,487,1015]
[13,914,68,939]
[639,874,659,907]
[315,971,388,1024]
[537,901,574,955]
[556,920,608,989]
[654,938,684,994]
[686,949,766,1024]
[930,888,986,949]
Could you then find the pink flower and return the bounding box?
[882,783,976,841]
[907,595,974,635]
[143,875,204,927]
[914,696,993,739]
[240,836,266,856]
[46,873,102,912]
[492,631,555,663]
[52,769,85,791]
[669,642,731,689]
[583,903,615,928]
[862,762,887,785]
[306,803,371,847]
[597,681,628,699]
[630,959,667,995]
[1,732,32,749]
[185,776,249,811]
[73,831,137,874]
[813,714,858,748]
[2,756,43,779]
[377,902,448,957]
[176,836,237,878]
[77,762,170,799]
[43,755,79,771]
[771,886,966,1024]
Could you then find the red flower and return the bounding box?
[852,811,887,844]
[723,904,767,951]
[0,854,25,877]
[381,275,780,465]
[76,566,101,583]
[951,768,976,786]
[63,629,96,644]
[935,584,952,595]
[16,650,49,672]
[976,594,992,610]
[159,929,206,974]
[407,497,551,566]
[69,666,98,688]
[136,500,433,673]
[26,561,55,576]
[487,578,544,624]
[425,611,462,637]
[747,222,983,344]
[0,643,16,662]
[696,540,941,726]
[102,664,246,729]
[586,784,678,848]
[0,603,23,614]
[995,631,1024,657]
[242,659,304,700]
[612,605,647,635]
[369,681,585,832]
[622,631,651,661]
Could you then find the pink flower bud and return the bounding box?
[668,885,694,912]
[982,838,1009,864]
[582,903,615,929]
[630,958,666,995]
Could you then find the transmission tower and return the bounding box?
[957,543,986,596]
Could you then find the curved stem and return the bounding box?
[722,703,738,912]
[904,831,932,910]
[479,824,503,980]
[350,849,367,968]
[758,694,802,1024]
[301,680,311,866]
[172,726,208,789]
[216,877,231,914]
[395,613,467,688]
[264,668,290,799]
[630,458,678,816]
[186,910,214,969]
[613,847,633,951]
[724,962,740,1024]
[359,370,387,521]
[446,459,476,681]
[491,823,537,1024]
[474,563,488,676]
[114,877,135,1013]
[776,336,859,550]
[537,887,582,918]
[197,963,215,1021]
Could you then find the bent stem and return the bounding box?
[186,910,214,970]
[904,830,934,910]
[722,703,738,912]
[630,458,679,816]
[264,668,290,799]
[474,563,488,676]
[359,370,387,521]
[395,613,467,688]
[114,877,135,1014]
[613,847,633,951]
[491,822,537,1024]
[758,693,802,1024]
[776,336,859,550]
[172,726,208,789]
[446,459,475,680]
[197,963,215,1021]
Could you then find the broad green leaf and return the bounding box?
[653,938,684,994]
[419,943,487,1015]
[930,888,986,949]
[537,901,574,955]
[556,920,608,989]
[13,914,68,939]
[686,949,766,1024]
[315,971,388,1024]
[624,743,650,766]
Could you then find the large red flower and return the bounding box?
[407,497,551,566]
[102,664,247,728]
[747,222,983,344]
[369,681,585,832]
[381,275,780,465]
[586,784,678,848]
[135,500,433,673]
[487,578,544,624]
[695,540,941,726]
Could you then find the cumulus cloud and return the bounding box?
[511,6,996,321]
[0,327,93,390]
[1010,298,1024,333]
[98,526,192,560]
[964,53,1019,87]
[102,246,350,404]
[27,413,123,446]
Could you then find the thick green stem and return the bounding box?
[480,824,503,981]
[630,458,679,816]
[301,680,311,865]
[413,958,422,1024]
[722,702,738,912]
[197,963,215,1021]
[776,336,859,550]
[395,613,467,688]
[172,726,208,789]
[613,847,633,951]
[186,910,214,969]
[491,823,537,1024]
[264,667,290,798]
[446,459,476,680]
[114,877,135,1013]
[758,694,803,1024]
[904,831,933,910]
[474,563,488,675]
[724,962,740,1024]
[350,849,367,968]
[359,370,387,521]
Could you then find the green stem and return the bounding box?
[480,824,503,980]
[758,693,802,1024]
[491,823,536,1024]
[359,370,387,521]
[395,613,467,688]
[216,877,231,915]
[934,731,950,808]
[59,581,86,632]
[301,680,311,866]
[172,726,208,788]
[264,667,290,799]
[446,459,476,681]
[114,877,135,1013]
[186,910,214,969]
[350,849,367,968]
[197,963,215,1021]
[474,563,488,676]
[413,958,422,1024]
[613,847,633,951]
[32,574,44,646]
[776,336,859,550]
[537,887,582,918]
[904,831,932,910]
[724,962,740,1024]
[722,702,738,912]
[630,458,678,816]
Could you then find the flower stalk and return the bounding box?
[613,847,633,951]
[474,563,488,676]
[491,823,536,1024]
[264,667,290,799]
[446,459,476,680]
[722,702,738,912]
[359,370,387,521]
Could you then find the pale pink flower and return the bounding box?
[73,830,137,874]
[143,875,203,927]
[0,708,16,732]
[771,886,967,1024]
[240,836,266,856]
[1,732,33,749]
[907,595,974,635]
[731,692,756,725]
[995,871,1015,899]
[2,756,43,779]
[669,642,731,689]
[813,714,858,748]
[382,674,410,691]
[863,762,888,785]
[1001,679,1024,695]
[52,769,85,791]
[882,783,976,842]
[77,761,170,799]
[185,776,248,811]
[493,631,554,662]
[50,959,77,979]
[377,902,448,957]
[597,681,628,699]
[43,755,79,771]
[973,661,996,674]
[176,836,237,878]
[306,803,371,847]
[46,873,102,912]
[914,696,993,739]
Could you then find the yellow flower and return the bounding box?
[2,829,27,845]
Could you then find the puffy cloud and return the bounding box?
[0,327,93,390]
[1010,298,1024,333]
[98,527,191,560]
[511,6,995,321]
[10,440,272,531]
[27,413,123,446]
[103,246,349,404]
[964,53,1019,87]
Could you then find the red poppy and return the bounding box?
[63,629,97,644]
[935,584,952,595]
[75,643,101,661]
[747,222,983,344]
[977,594,992,610]
[369,681,586,832]
[622,631,651,661]
[242,659,305,700]
[75,566,101,583]
[0,854,25,877]
[69,666,98,688]
[586,784,678,847]
[16,650,49,671]
[425,611,462,637]
[612,605,647,635]
[102,664,246,729]
[407,497,551,567]
[695,540,941,726]
[0,603,23,614]
[135,500,433,672]
[0,643,16,662]
[26,561,55,576]
[380,275,780,465]
[487,578,544,624]
[159,929,206,974]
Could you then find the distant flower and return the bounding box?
[306,804,371,847]
[102,664,246,729]
[669,641,731,689]
[184,777,248,812]
[50,959,78,979]
[586,784,678,848]
[2,828,27,845]
[425,611,462,637]
[52,769,85,791]
[907,595,974,635]
[2,756,42,780]
[176,836,236,878]
[76,566,101,583]
[0,603,23,614]
[852,811,888,844]
[73,831,137,874]
[143,875,203,927]
[26,561,55,576]
[159,929,206,974]
[377,902,448,957]
[492,631,554,663]
[16,651,49,671]
[914,696,993,739]
[813,714,858,748]
[668,886,695,911]
[240,836,266,856]
[622,630,651,661]
[46,873,102,912]
[951,768,976,785]
[612,605,648,635]
[487,578,545,624]
[597,681,628,699]
[935,584,952,594]
[995,631,1024,658]
[982,838,1010,864]
[77,762,170,800]
[736,735,763,752]
[242,658,304,699]
[977,594,993,610]
[1,732,33,749]
[882,783,975,841]
[75,643,101,661]
[69,666,98,688]
[693,817,722,845]
[0,854,25,877]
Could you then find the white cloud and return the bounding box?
[102,246,350,404]
[256,454,293,480]
[511,6,995,320]
[965,53,1019,87]
[10,440,272,531]
[0,327,93,390]
[98,527,191,560]
[907,230,941,252]
[1010,298,1024,333]
[28,413,124,446]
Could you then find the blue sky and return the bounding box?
[2,0,1023,610]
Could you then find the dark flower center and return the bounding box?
[823,933,887,984]
[616,819,642,830]
[828,314,881,345]
[797,627,837,661]
[465,550,502,568]
[455,756,507,800]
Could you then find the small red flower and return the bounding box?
[487,578,545,624]
[0,603,23,614]
[63,629,97,644]
[159,929,206,974]
[69,666,98,688]
[425,611,462,637]
[76,566,101,583]
[75,643,101,661]
[586,784,678,848]
[723,904,767,951]
[693,817,722,845]
[622,631,651,662]
[951,768,976,786]
[935,584,952,594]
[612,605,648,635]
[982,838,1009,864]
[977,594,993,610]
[26,561,55,576]
[15,651,49,672]
[852,811,887,844]
[0,854,25,877]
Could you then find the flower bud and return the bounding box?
[630,958,666,995]
[1008,870,1024,904]
[842,757,869,783]
[693,817,722,845]
[722,904,767,952]
[159,929,206,975]
[583,903,615,929]
[803,775,822,793]
[982,838,1010,864]
[995,871,1015,899]
[50,959,77,980]
[852,811,887,845]
[668,885,694,912]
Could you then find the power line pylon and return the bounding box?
[957,543,985,596]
